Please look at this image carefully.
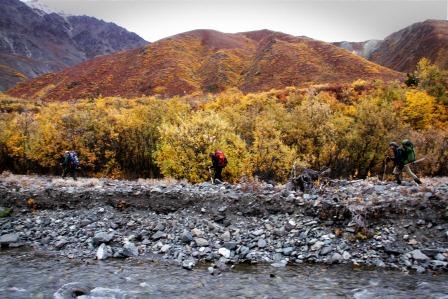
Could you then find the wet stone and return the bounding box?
[92,232,114,246]
[257,239,267,248]
[181,231,193,243]
[182,259,195,270]
[151,231,167,240]
[0,233,19,246]
[122,242,138,257]
[218,247,231,258]
[410,250,430,261]
[282,247,294,256]
[194,238,209,247]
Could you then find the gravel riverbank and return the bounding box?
[1,173,447,273]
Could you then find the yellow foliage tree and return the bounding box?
[155,111,248,183]
[401,90,437,130]
[250,117,296,182]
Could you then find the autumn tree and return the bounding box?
[250,116,296,182]
[155,110,248,183]
[414,58,448,105]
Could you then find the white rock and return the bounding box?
[191,228,204,237]
[310,241,324,251]
[410,249,430,261]
[330,252,343,263]
[435,253,446,261]
[218,247,231,258]
[221,231,231,242]
[194,238,209,247]
[182,259,195,270]
[96,243,112,260]
[252,229,264,236]
[160,244,171,253]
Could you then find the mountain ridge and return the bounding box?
[7,29,403,101]
[0,0,148,90]
[334,19,448,72]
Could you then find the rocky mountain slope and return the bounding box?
[369,20,448,72]
[333,40,382,59]
[7,29,402,101]
[0,0,148,91]
[334,20,448,72]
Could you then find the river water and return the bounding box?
[1,250,447,299]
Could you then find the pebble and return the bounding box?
[182,259,195,270]
[410,250,430,261]
[311,241,324,251]
[257,239,267,248]
[330,253,343,264]
[92,232,114,246]
[218,247,231,258]
[96,243,112,260]
[408,239,418,245]
[0,233,19,245]
[160,244,171,253]
[252,229,264,236]
[194,238,209,247]
[122,242,138,257]
[221,231,231,242]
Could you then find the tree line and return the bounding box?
[0,59,447,183]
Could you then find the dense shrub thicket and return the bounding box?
[0,60,447,183]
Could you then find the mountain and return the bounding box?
[332,40,382,59]
[7,29,402,101]
[0,0,148,90]
[369,20,448,72]
[334,20,448,72]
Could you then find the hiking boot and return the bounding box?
[414,178,422,185]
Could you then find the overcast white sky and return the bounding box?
[23,0,448,42]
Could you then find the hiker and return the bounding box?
[387,140,422,185]
[61,150,80,180]
[209,150,227,183]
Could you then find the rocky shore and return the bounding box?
[0,173,447,273]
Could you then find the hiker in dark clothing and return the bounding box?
[387,141,422,185]
[61,150,79,180]
[209,150,227,183]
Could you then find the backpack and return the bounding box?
[69,151,80,168]
[401,139,416,164]
[215,150,227,167]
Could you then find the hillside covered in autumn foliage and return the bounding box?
[1,60,447,182]
[6,29,402,101]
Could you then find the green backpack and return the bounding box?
[401,139,416,164]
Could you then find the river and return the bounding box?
[1,249,447,299]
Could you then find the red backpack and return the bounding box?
[215,150,227,167]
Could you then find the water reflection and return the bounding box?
[1,250,447,299]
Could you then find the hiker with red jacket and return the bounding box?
[209,150,228,183]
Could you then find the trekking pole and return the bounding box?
[408,157,426,165]
[208,166,214,184]
[381,158,387,181]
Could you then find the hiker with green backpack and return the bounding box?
[61,150,80,180]
[386,140,422,185]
